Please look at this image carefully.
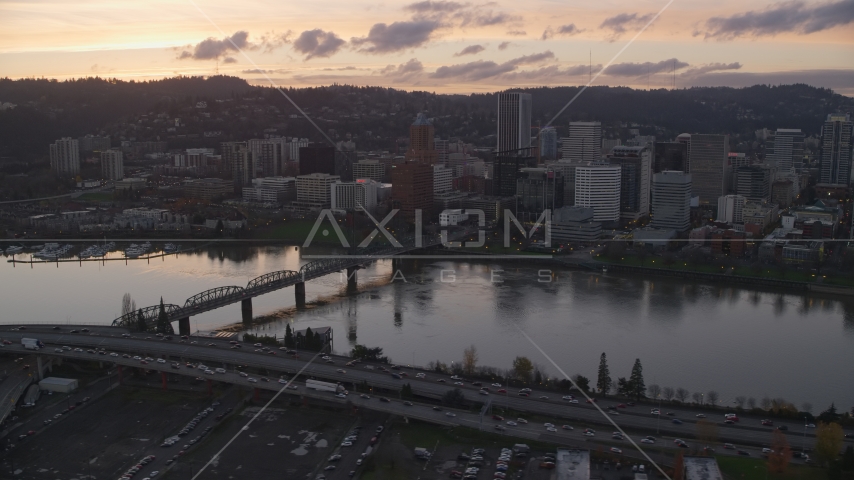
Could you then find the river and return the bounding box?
[2,245,852,410]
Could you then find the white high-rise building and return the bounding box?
[562,122,602,162]
[767,129,804,177]
[433,164,453,194]
[50,137,80,175]
[717,194,746,224]
[650,171,692,231]
[100,149,124,180]
[353,160,386,183]
[295,173,340,208]
[574,164,621,223]
[331,179,378,212]
[496,92,532,154]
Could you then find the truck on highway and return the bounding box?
[305,379,345,394]
[21,338,44,350]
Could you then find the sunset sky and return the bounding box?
[1,0,853,94]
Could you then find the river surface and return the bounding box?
[1,245,852,410]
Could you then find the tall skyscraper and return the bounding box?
[717,194,746,224]
[405,113,438,164]
[651,171,692,232]
[735,165,771,202]
[248,138,286,177]
[688,134,729,205]
[496,92,532,154]
[607,145,652,221]
[563,122,602,162]
[49,137,80,176]
[515,167,564,216]
[539,126,558,160]
[653,142,688,173]
[820,113,853,185]
[298,143,336,176]
[221,141,252,188]
[100,149,124,180]
[391,162,433,220]
[574,164,621,223]
[493,153,537,197]
[767,129,804,176]
[676,133,692,171]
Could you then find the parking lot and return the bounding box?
[163,399,356,479]
[2,387,211,479]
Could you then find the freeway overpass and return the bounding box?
[2,328,849,451]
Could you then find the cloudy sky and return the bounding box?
[1,0,853,94]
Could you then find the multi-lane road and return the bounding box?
[2,327,851,453]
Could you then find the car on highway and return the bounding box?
[672,419,683,425]
[761,419,773,426]
[562,425,573,430]
[506,421,517,426]
[610,448,622,454]
[696,413,706,418]
[777,425,789,431]
[583,432,595,437]
[723,443,735,449]
[379,397,390,402]
[446,412,456,417]
[492,415,504,421]
[491,383,502,387]
[403,401,413,406]
[737,450,750,456]
[546,426,557,432]
[641,438,654,444]
[494,425,506,431]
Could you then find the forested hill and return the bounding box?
[1,76,852,161]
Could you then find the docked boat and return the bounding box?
[163,243,177,253]
[5,245,24,254]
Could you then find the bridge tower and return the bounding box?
[178,317,191,336]
[295,282,306,309]
[241,298,253,325]
[346,266,358,294]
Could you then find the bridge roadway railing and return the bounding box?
[111,233,450,328]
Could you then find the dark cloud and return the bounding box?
[259,31,293,53]
[293,29,346,60]
[604,58,688,76]
[177,31,251,60]
[506,30,527,36]
[542,23,582,40]
[430,51,555,81]
[351,20,441,53]
[461,11,521,27]
[379,58,425,81]
[222,57,237,64]
[702,0,854,39]
[454,44,485,56]
[241,68,289,74]
[498,41,511,50]
[322,66,360,71]
[599,12,655,41]
[682,62,742,76]
[405,0,466,13]
[500,64,602,82]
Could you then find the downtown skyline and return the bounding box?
[1,0,853,95]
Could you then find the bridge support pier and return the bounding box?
[254,388,260,402]
[161,372,168,390]
[207,379,213,396]
[117,365,123,384]
[178,317,191,336]
[36,356,45,381]
[241,298,253,324]
[295,282,306,309]
[346,266,358,294]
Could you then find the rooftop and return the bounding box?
[684,456,723,480]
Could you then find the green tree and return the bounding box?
[511,356,533,383]
[155,297,173,334]
[573,375,590,392]
[401,383,413,398]
[617,377,630,396]
[462,344,478,375]
[215,219,224,236]
[818,403,841,424]
[597,352,612,395]
[815,422,844,466]
[628,358,646,401]
[442,388,466,407]
[136,309,147,332]
[841,445,854,471]
[284,324,294,348]
[304,327,313,350]
[350,345,389,363]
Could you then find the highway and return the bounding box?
[2,328,851,453]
